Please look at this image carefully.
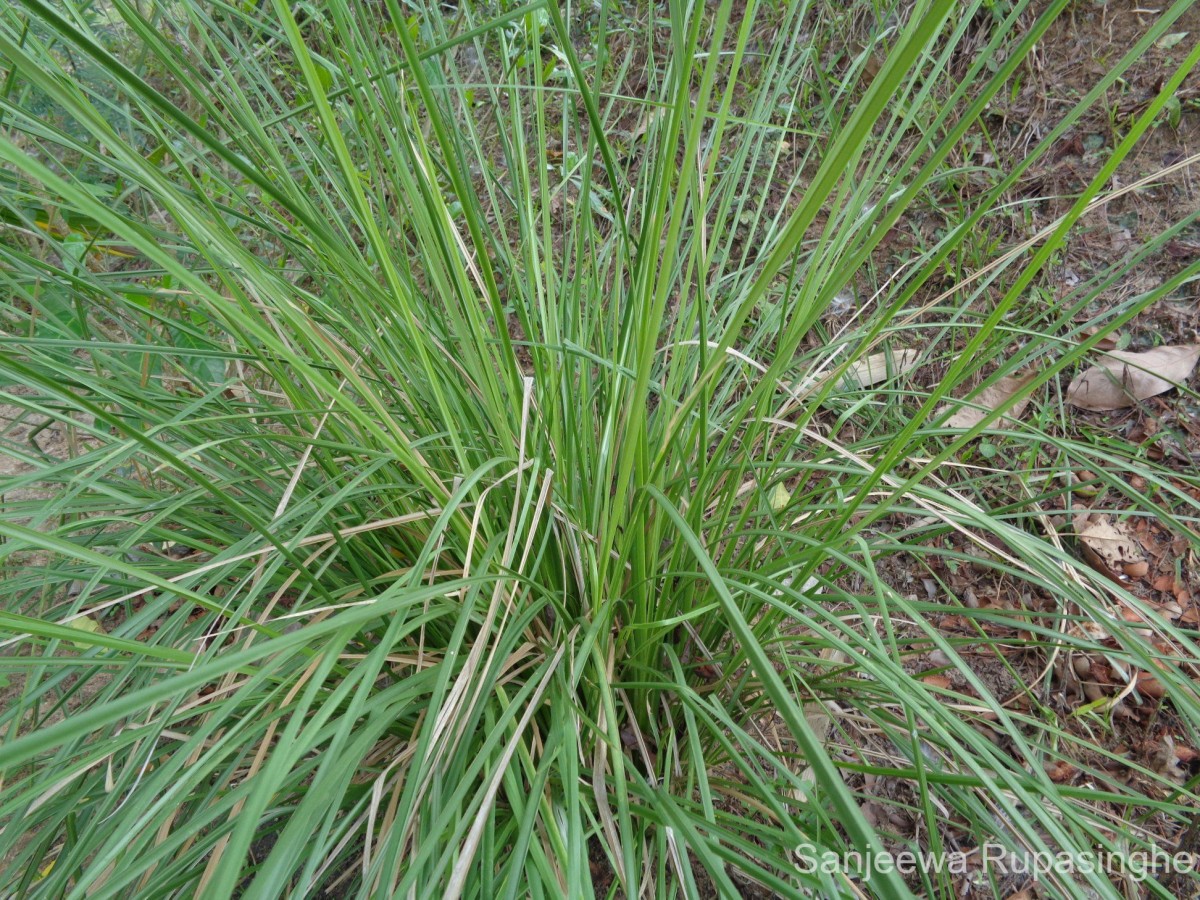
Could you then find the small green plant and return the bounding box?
[0,0,1198,897]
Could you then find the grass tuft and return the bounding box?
[1,0,1198,896]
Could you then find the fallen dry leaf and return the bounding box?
[1136,671,1167,700]
[1153,574,1178,593]
[785,348,920,403]
[941,371,1039,429]
[1066,344,1200,411]
[1044,759,1076,783]
[1156,31,1189,51]
[1166,238,1200,259]
[1149,736,1188,785]
[1176,744,1200,766]
[843,349,921,389]
[860,801,885,829]
[1074,512,1148,583]
[1081,325,1123,351]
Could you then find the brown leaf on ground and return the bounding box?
[1166,238,1200,259]
[1044,759,1076,783]
[1136,670,1167,700]
[1149,736,1189,784]
[1175,744,1200,766]
[940,370,1039,429]
[1053,133,1084,160]
[1073,512,1148,584]
[1080,326,1122,351]
[1066,344,1200,411]
[860,801,885,829]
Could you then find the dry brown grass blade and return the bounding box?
[195,652,325,895]
[444,638,568,899]
[591,637,626,890]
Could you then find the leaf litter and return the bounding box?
[1066,343,1200,411]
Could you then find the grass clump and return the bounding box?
[1,0,1199,897]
